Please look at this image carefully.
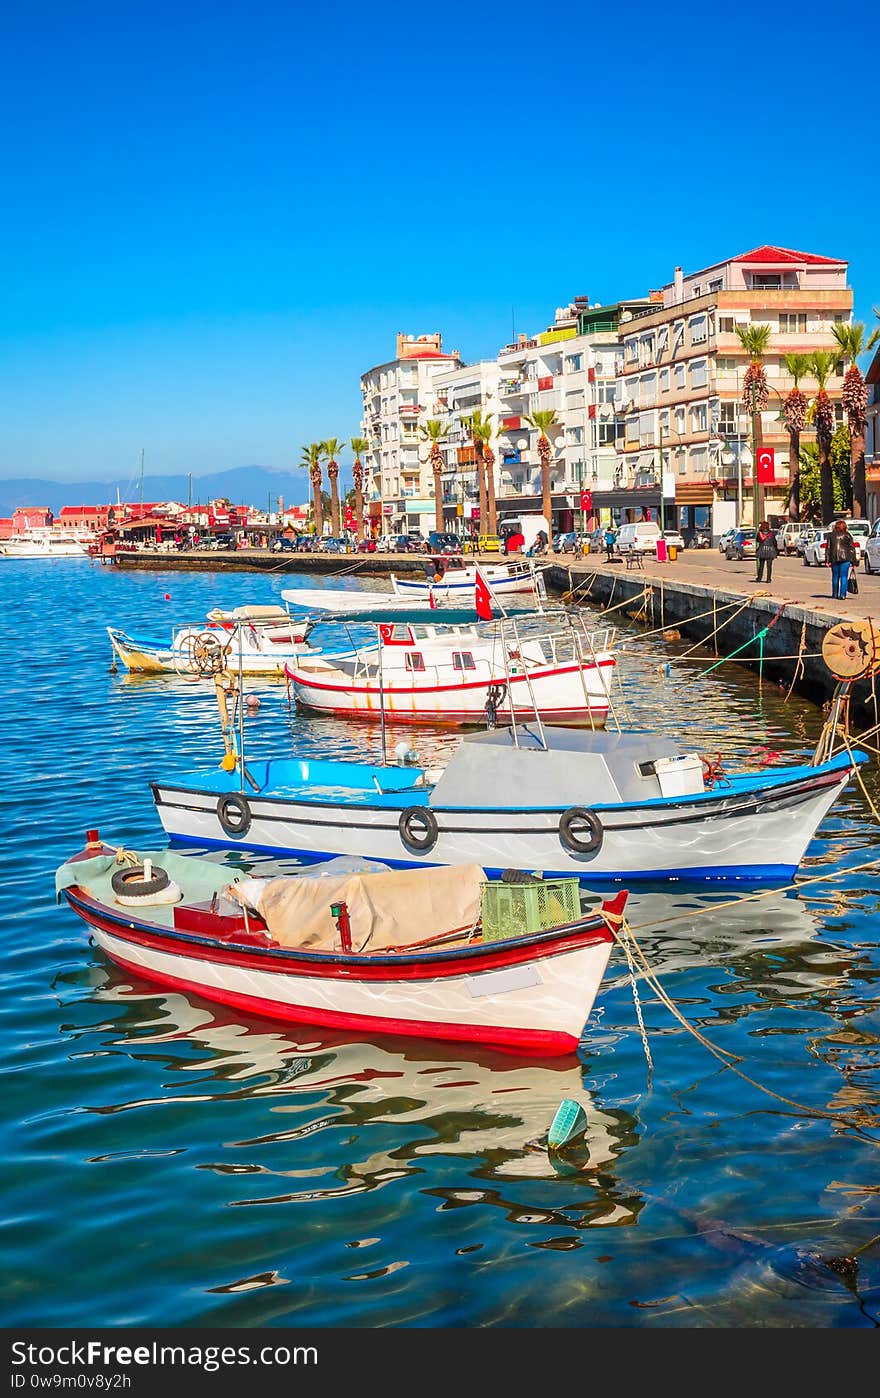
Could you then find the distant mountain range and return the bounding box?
[0,466,314,517]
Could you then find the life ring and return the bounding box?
[398,805,439,854]
[217,791,252,839]
[111,862,171,899]
[558,806,603,856]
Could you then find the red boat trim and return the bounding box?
[65,890,614,981]
[97,946,580,1054]
[288,658,615,699]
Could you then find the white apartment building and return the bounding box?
[359,333,461,535]
[614,247,851,535]
[491,298,649,529]
[430,359,501,530]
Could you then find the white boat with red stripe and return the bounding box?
[57,835,625,1056]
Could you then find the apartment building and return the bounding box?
[614,246,852,535]
[430,359,501,530]
[493,297,648,530]
[359,333,462,535]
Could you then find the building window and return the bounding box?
[691,284,701,298]
[709,278,723,292]
[690,315,707,345]
[691,403,708,432]
[564,353,582,372]
[690,445,709,473]
[779,312,807,334]
[751,274,782,289]
[718,404,739,434]
[674,363,686,390]
[659,368,670,392]
[672,321,685,353]
[716,357,737,375]
[624,338,637,362]
[675,408,686,434]
[718,316,736,334]
[597,423,616,445]
[657,326,669,355]
[690,359,708,388]
[598,381,617,403]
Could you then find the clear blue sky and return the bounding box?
[2,0,877,490]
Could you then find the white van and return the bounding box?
[616,520,661,555]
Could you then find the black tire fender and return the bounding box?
[217,791,252,839]
[558,806,603,856]
[110,863,171,898]
[398,805,439,854]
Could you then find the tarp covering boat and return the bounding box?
[229,861,487,951]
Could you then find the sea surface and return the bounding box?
[2,557,879,1330]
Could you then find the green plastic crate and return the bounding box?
[481,878,581,941]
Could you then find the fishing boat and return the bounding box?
[391,556,547,600]
[281,587,429,615]
[284,607,617,727]
[151,717,867,884]
[56,833,625,1055]
[1,526,92,559]
[107,605,321,677]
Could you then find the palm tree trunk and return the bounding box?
[433,465,444,533]
[540,439,552,532]
[818,435,833,525]
[476,444,486,536]
[355,487,364,539]
[329,473,340,536]
[787,430,800,520]
[485,448,497,535]
[852,432,867,519]
[311,476,324,535]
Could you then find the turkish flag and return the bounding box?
[580,489,592,512]
[474,567,494,621]
[757,447,775,483]
[379,623,393,644]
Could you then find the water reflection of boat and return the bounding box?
[78,973,643,1212]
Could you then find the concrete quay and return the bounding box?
[547,548,880,725]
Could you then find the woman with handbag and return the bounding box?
[827,519,858,600]
[754,521,778,584]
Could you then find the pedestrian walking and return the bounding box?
[604,526,616,561]
[754,520,778,584]
[827,519,858,600]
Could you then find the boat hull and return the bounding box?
[393,571,536,598]
[289,655,615,726]
[65,891,613,1055]
[108,626,314,677]
[152,761,854,883]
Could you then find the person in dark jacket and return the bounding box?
[754,521,778,584]
[827,519,858,599]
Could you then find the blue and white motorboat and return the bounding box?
[150,723,867,884]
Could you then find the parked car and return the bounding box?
[427,530,461,555]
[724,528,757,560]
[274,534,297,552]
[863,518,880,574]
[718,528,737,554]
[209,532,236,550]
[616,520,662,555]
[552,533,566,553]
[587,528,606,553]
[662,528,685,550]
[357,537,377,553]
[293,534,315,551]
[775,521,803,555]
[392,533,422,553]
[375,533,396,552]
[804,522,867,568]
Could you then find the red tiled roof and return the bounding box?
[733,245,846,266]
[402,350,458,360]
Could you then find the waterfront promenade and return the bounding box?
[107,542,879,720]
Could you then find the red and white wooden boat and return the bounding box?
[56,833,626,1056]
[284,612,617,727]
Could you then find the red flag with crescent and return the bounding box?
[474,567,494,621]
[379,623,393,645]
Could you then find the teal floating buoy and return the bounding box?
[547,1097,588,1150]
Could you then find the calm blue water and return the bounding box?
[2,558,879,1329]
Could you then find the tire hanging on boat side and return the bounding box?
[398,805,439,854]
[558,806,603,856]
[217,791,252,839]
[110,863,171,899]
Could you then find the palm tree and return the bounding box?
[464,410,488,534]
[468,410,497,535]
[299,442,324,536]
[349,436,369,540]
[321,438,345,536]
[831,322,880,519]
[419,419,448,534]
[809,351,839,524]
[524,410,558,533]
[781,353,811,521]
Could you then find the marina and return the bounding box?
[5,556,880,1329]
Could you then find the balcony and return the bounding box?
[501,416,523,431]
[398,403,421,417]
[537,375,554,391]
